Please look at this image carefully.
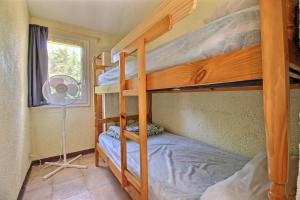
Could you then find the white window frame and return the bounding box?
[46,34,90,107]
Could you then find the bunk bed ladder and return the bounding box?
[119,38,148,200]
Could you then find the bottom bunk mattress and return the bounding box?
[98,132,249,200]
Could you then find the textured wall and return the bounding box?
[149,0,223,50]
[0,0,31,199]
[104,94,138,118]
[153,90,300,157]
[29,18,121,160]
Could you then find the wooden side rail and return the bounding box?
[99,115,139,124]
[112,16,172,62]
[111,0,197,62]
[98,114,152,125]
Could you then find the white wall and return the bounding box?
[29,17,121,160]
[0,0,31,199]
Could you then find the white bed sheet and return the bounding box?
[98,6,260,86]
[99,132,249,200]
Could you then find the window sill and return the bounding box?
[30,103,91,109]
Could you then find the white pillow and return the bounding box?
[204,0,259,24]
[201,153,298,200]
[200,153,269,200]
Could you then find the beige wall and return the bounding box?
[153,90,300,157]
[104,94,138,118]
[29,17,121,160]
[0,0,31,199]
[149,0,223,49]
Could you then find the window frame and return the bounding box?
[46,34,90,107]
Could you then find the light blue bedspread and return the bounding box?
[99,132,249,200]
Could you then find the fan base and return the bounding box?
[42,154,88,180]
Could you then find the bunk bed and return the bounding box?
[94,0,300,199]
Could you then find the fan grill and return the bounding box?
[42,75,80,106]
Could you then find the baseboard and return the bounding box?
[31,148,95,166]
[17,148,95,200]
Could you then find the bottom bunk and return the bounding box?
[96,130,295,200]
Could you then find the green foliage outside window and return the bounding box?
[48,41,83,83]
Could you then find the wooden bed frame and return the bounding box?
[94,0,300,199]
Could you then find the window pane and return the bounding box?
[47,41,83,84]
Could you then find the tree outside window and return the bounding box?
[48,41,83,98]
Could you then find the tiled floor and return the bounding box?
[23,153,130,200]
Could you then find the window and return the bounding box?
[47,35,90,106]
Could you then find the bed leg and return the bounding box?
[94,94,103,168]
[260,0,290,199]
[95,149,100,167]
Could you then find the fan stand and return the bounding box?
[42,106,87,180]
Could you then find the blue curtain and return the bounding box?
[28,24,48,107]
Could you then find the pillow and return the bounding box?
[200,153,298,200]
[106,123,164,139]
[204,0,259,24]
[126,122,164,136]
[200,153,269,200]
[106,125,121,139]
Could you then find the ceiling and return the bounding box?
[27,0,162,36]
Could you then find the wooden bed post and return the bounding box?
[94,94,103,167]
[93,57,105,167]
[119,52,129,188]
[138,38,148,200]
[260,0,290,199]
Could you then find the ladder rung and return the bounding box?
[124,130,140,143]
[124,169,141,192]
[122,89,138,96]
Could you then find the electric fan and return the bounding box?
[42,75,87,180]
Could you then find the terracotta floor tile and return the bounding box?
[90,184,130,200]
[83,169,115,190]
[30,165,58,178]
[25,175,52,192]
[22,185,52,200]
[51,168,83,184]
[23,153,130,200]
[53,177,88,200]
[74,154,95,167]
[62,192,93,200]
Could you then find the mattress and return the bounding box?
[98,6,260,86]
[99,132,249,200]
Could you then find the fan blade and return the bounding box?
[51,93,66,104]
[50,77,64,88]
[67,84,79,97]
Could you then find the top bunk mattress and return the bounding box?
[98,6,260,86]
[98,132,249,200]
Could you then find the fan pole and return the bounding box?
[42,106,88,180]
[62,106,67,164]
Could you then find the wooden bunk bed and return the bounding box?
[94,0,300,199]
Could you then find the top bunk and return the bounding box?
[94,0,300,94]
